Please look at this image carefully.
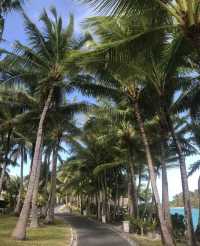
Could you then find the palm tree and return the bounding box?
[3,6,111,239]
[76,18,176,244]
[59,117,128,221]
[4,176,21,208]
[2,8,90,239]
[0,129,12,194]
[41,118,79,224]
[186,121,200,238]
[29,142,42,227]
[12,140,29,215]
[77,10,200,243]
[81,0,200,53]
[91,104,146,218]
[0,95,24,194]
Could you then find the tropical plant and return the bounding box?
[1,8,91,239]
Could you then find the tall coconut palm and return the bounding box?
[2,6,113,239]
[12,140,29,215]
[0,130,12,194]
[60,117,128,221]
[138,42,198,245]
[81,0,200,53]
[77,10,200,243]
[80,74,174,244]
[188,160,200,236]
[2,8,90,239]
[0,95,25,194]
[76,18,175,245]
[91,104,146,218]
[45,119,79,224]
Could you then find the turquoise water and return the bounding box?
[170,208,199,229]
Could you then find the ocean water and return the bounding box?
[170,207,199,229]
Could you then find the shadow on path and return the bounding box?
[58,213,131,246]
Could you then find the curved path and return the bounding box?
[60,213,131,246]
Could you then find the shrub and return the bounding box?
[127,216,158,236]
[171,213,186,241]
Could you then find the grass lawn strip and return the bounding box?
[0,215,71,246]
[129,234,187,246]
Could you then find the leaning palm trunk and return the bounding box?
[165,111,196,246]
[45,147,57,224]
[134,101,175,246]
[30,143,43,228]
[12,88,53,240]
[14,148,24,215]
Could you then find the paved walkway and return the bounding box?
[60,213,131,246]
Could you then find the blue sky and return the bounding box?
[5,0,200,201]
[3,0,92,49]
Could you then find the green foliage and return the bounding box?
[171,213,186,241]
[3,176,20,208]
[1,2,200,244]
[127,216,157,235]
[171,190,199,208]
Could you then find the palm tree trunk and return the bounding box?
[97,178,101,220]
[195,176,200,241]
[30,143,43,228]
[134,101,175,246]
[161,142,172,232]
[80,193,83,215]
[128,170,134,216]
[42,157,51,218]
[127,164,138,217]
[137,168,142,210]
[165,110,196,246]
[131,166,138,216]
[198,176,200,226]
[129,154,138,217]
[15,147,24,215]
[29,142,36,177]
[103,171,109,221]
[143,175,151,217]
[0,129,12,194]
[101,175,106,218]
[42,193,51,218]
[45,147,57,224]
[0,162,6,195]
[12,88,53,240]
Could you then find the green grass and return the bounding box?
[130,235,162,246]
[129,234,187,246]
[0,215,71,246]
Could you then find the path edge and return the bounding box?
[87,217,138,246]
[70,226,78,246]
